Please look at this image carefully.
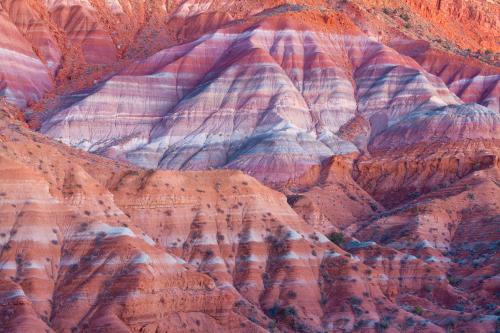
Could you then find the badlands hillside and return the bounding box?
[0,0,499,332]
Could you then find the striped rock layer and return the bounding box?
[0,10,52,107]
[1,106,499,332]
[39,12,500,185]
[0,2,499,332]
[0,0,497,108]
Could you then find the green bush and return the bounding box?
[265,304,298,319]
[414,305,424,316]
[400,13,410,21]
[328,232,345,247]
[447,274,461,286]
[349,296,363,306]
[375,321,389,332]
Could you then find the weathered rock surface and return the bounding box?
[0,1,499,332]
[0,8,52,107]
[40,9,496,186]
[392,40,500,112]
[0,110,264,332]
[1,83,499,332]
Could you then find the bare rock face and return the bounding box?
[286,154,382,235]
[0,111,262,332]
[2,86,499,332]
[0,8,52,107]
[375,0,499,51]
[391,40,500,112]
[39,10,475,186]
[353,102,500,207]
[0,0,497,186]
[354,166,500,328]
[0,1,499,332]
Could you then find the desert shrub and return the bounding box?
[191,230,202,239]
[447,274,461,286]
[375,320,389,332]
[408,191,420,199]
[405,317,415,326]
[328,232,345,247]
[400,13,410,21]
[414,305,424,316]
[265,304,297,319]
[349,296,363,306]
[351,305,363,316]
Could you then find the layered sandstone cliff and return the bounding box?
[1,83,499,332]
[0,1,498,332]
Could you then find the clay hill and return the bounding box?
[0,0,499,332]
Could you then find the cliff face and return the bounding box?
[2,0,495,187]
[0,0,498,109]
[0,1,499,332]
[1,106,498,332]
[32,9,498,186]
[0,111,256,332]
[374,0,499,50]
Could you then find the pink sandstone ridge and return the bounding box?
[0,0,498,332]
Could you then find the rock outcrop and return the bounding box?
[1,78,499,332]
[0,8,52,107]
[40,8,493,186]
[0,1,498,332]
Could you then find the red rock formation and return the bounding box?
[391,40,500,111]
[286,154,382,235]
[41,7,498,187]
[370,0,499,51]
[0,109,263,332]
[0,1,499,332]
[354,102,499,207]
[0,7,53,107]
[2,78,499,332]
